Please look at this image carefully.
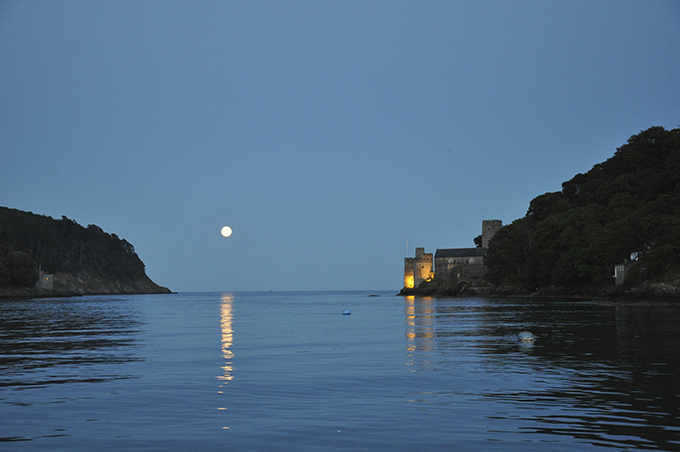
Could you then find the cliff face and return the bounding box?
[0,269,171,299]
[51,270,171,295]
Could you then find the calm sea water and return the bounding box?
[1,291,680,451]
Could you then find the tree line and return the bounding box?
[485,126,680,290]
[0,207,147,287]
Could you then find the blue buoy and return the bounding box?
[342,309,351,315]
[518,331,535,342]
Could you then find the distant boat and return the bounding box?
[342,309,351,315]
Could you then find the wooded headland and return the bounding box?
[0,207,171,298]
[403,126,680,301]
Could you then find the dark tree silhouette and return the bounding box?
[0,207,148,287]
[486,126,680,289]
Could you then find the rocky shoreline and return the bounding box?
[398,280,680,304]
[0,270,172,300]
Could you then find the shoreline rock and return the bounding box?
[0,270,172,300]
[398,281,680,304]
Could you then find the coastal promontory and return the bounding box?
[485,126,680,300]
[401,126,680,301]
[0,207,171,298]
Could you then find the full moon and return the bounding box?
[220,226,233,238]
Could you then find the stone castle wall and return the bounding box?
[404,258,415,288]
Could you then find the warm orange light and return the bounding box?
[405,297,416,352]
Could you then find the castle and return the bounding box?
[403,219,502,289]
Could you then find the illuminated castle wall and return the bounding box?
[403,247,433,289]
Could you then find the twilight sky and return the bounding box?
[1,1,679,292]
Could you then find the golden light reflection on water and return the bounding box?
[405,296,417,351]
[218,293,234,383]
[405,296,436,369]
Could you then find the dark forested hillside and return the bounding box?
[0,207,156,290]
[485,126,680,291]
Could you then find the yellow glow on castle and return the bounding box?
[403,247,433,289]
[404,274,415,289]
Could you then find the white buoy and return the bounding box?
[342,309,351,315]
[518,331,535,342]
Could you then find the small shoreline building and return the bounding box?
[403,220,502,290]
[37,268,54,290]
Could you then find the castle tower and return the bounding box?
[481,220,502,249]
[404,247,433,289]
[414,247,433,286]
